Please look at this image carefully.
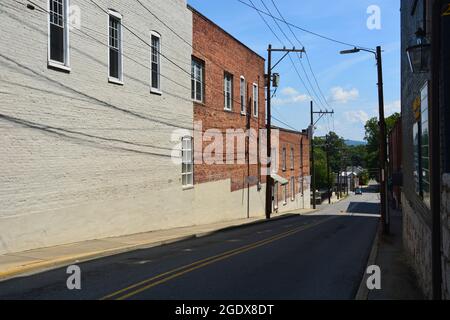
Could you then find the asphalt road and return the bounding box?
[0,189,380,300]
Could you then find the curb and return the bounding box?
[355,221,381,300]
[0,212,305,282]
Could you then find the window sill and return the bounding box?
[193,100,205,106]
[48,61,71,73]
[150,88,162,95]
[240,112,247,116]
[183,185,194,191]
[224,108,233,113]
[108,77,124,86]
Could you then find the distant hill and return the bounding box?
[345,140,367,146]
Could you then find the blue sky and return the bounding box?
[187,0,401,141]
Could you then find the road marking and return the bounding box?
[100,216,338,300]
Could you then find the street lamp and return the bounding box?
[406,28,431,73]
[340,45,390,234]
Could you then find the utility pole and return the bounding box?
[326,134,331,204]
[246,86,251,219]
[310,102,316,209]
[376,45,389,234]
[310,105,334,209]
[265,45,305,219]
[340,45,389,234]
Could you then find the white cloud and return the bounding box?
[385,100,401,116]
[273,86,310,106]
[330,87,359,104]
[345,110,369,125]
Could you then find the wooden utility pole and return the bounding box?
[265,45,305,219]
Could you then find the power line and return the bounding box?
[247,0,323,111]
[268,0,332,109]
[237,0,374,51]
[257,0,327,109]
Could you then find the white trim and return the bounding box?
[224,73,233,111]
[240,76,246,115]
[150,30,161,93]
[47,0,70,70]
[291,176,295,201]
[108,77,124,85]
[253,83,259,118]
[107,10,124,83]
[181,136,194,188]
[191,58,204,103]
[108,9,122,20]
[48,61,71,72]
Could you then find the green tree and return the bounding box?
[364,112,400,180]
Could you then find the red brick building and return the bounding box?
[190,6,266,192]
[188,6,310,219]
[271,127,311,212]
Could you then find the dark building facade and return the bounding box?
[401,0,450,299]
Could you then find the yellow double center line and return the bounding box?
[100,216,337,300]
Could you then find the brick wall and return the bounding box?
[191,7,266,192]
[272,127,310,211]
[0,0,195,254]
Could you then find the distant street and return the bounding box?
[0,188,380,300]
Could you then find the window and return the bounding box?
[300,141,304,169]
[413,82,430,209]
[240,76,246,114]
[273,182,279,210]
[290,147,294,170]
[291,177,295,201]
[253,83,258,117]
[48,0,70,69]
[108,11,123,83]
[282,147,286,171]
[283,184,288,205]
[421,84,430,208]
[191,58,204,102]
[224,73,233,111]
[182,136,193,187]
[150,32,161,92]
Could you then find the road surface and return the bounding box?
[0,188,380,300]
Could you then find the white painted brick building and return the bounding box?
[0,0,197,254]
[0,0,271,255]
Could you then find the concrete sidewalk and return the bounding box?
[357,208,424,300]
[0,209,314,281]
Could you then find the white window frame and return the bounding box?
[150,31,162,94]
[273,182,279,210]
[283,184,288,205]
[108,10,124,85]
[240,76,246,115]
[253,83,258,117]
[191,58,204,103]
[291,177,295,201]
[47,0,71,71]
[290,147,294,170]
[181,136,194,188]
[282,147,287,171]
[224,73,233,111]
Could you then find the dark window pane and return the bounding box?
[109,49,119,79]
[152,62,159,89]
[50,24,64,63]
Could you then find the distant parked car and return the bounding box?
[355,187,363,195]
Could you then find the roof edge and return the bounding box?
[187,4,266,61]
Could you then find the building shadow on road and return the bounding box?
[346,202,380,215]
